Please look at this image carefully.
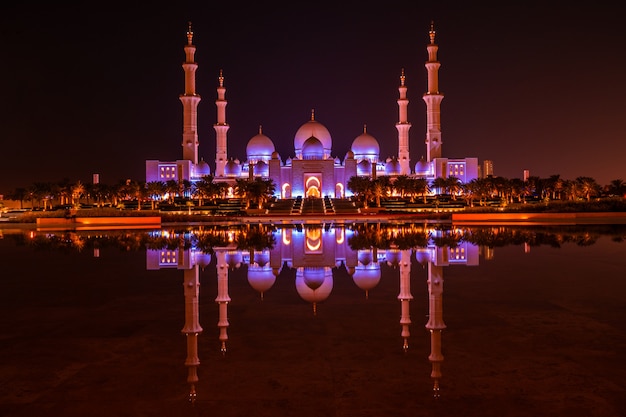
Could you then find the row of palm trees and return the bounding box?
[3,174,625,211]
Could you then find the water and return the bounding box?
[1,223,625,417]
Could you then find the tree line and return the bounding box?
[2,174,625,211]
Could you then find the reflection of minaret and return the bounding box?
[397,249,413,351]
[423,21,443,162]
[425,263,446,398]
[180,22,201,164]
[215,250,231,353]
[181,264,203,403]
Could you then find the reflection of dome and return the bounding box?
[294,111,332,152]
[225,251,242,269]
[248,268,276,295]
[385,249,402,267]
[255,160,269,177]
[415,157,431,175]
[247,126,275,160]
[385,157,401,175]
[193,252,212,269]
[357,159,371,176]
[357,250,373,266]
[195,159,211,177]
[295,267,333,303]
[224,159,241,177]
[415,248,432,265]
[352,267,381,292]
[351,126,379,161]
[302,137,324,160]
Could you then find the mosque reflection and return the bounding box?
[141,223,480,401]
[10,223,625,404]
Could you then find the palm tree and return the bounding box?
[445,176,462,200]
[7,187,28,209]
[414,178,430,203]
[71,181,85,206]
[145,181,166,210]
[576,177,601,201]
[607,179,625,197]
[431,177,448,195]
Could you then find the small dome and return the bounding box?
[351,126,379,161]
[385,157,401,175]
[247,126,275,160]
[302,137,324,160]
[195,159,211,177]
[271,151,280,159]
[296,267,333,303]
[357,159,371,176]
[352,267,381,292]
[224,159,241,177]
[415,157,431,175]
[294,110,332,152]
[345,150,355,160]
[255,160,269,177]
[248,268,276,294]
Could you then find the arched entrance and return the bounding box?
[305,175,321,198]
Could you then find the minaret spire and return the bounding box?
[423,21,444,162]
[214,69,230,177]
[180,23,201,164]
[396,68,411,175]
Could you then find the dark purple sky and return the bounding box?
[1,2,625,194]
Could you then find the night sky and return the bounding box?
[1,2,625,194]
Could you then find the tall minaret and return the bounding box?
[215,250,231,353]
[423,21,444,162]
[396,69,411,175]
[180,22,201,165]
[214,70,229,177]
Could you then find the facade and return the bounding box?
[146,22,479,198]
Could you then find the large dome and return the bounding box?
[301,137,324,160]
[195,158,211,177]
[294,112,332,153]
[247,126,275,161]
[351,127,379,161]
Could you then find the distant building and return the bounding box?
[482,160,494,178]
[146,22,480,198]
[523,169,530,182]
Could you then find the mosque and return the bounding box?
[146,22,479,198]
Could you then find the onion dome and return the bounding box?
[195,158,211,177]
[385,156,401,175]
[302,137,324,160]
[345,150,355,160]
[357,159,371,176]
[246,125,275,161]
[255,160,269,177]
[351,125,380,162]
[271,151,280,160]
[224,158,241,177]
[294,109,332,155]
[415,156,431,175]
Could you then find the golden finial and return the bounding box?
[400,68,406,86]
[311,109,315,121]
[187,21,193,45]
[258,125,263,134]
[219,69,224,87]
[429,20,436,44]
[363,124,367,133]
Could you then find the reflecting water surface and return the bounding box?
[1,223,625,417]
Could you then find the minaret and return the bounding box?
[214,70,230,177]
[181,264,203,403]
[423,21,444,162]
[396,69,411,175]
[425,262,446,398]
[398,249,413,351]
[180,22,201,165]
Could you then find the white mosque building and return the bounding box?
[146,22,479,198]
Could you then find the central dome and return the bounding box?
[294,110,332,154]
